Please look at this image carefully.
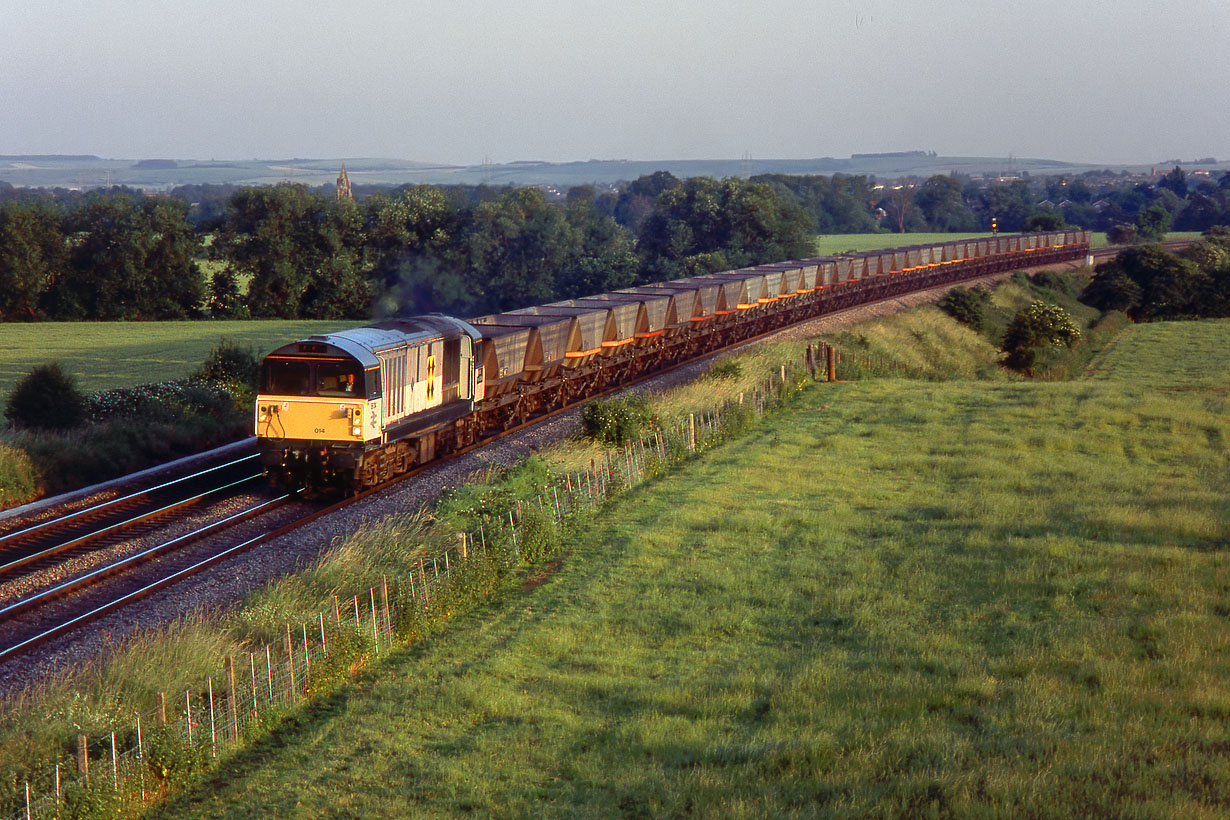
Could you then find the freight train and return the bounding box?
[255,230,1091,490]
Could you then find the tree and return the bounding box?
[365,186,471,316]
[0,201,65,320]
[915,175,977,231]
[466,187,580,311]
[558,189,639,299]
[1083,245,1207,320]
[141,197,205,318]
[44,194,202,320]
[937,286,991,331]
[1081,267,1142,313]
[1134,204,1172,242]
[1001,301,1081,372]
[220,184,368,318]
[1158,166,1188,198]
[1023,211,1065,232]
[614,171,679,232]
[636,177,813,281]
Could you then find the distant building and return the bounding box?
[336,163,353,201]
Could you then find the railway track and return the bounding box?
[0,242,1130,668]
[0,455,264,583]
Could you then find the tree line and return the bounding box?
[0,174,816,321]
[2,167,1229,322]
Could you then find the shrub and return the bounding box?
[193,340,260,389]
[4,363,86,430]
[0,441,38,507]
[936,287,991,332]
[1029,271,1075,297]
[579,394,655,446]
[1001,301,1082,373]
[701,358,743,381]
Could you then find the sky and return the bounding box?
[2,0,1227,166]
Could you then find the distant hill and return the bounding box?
[1,153,1224,191]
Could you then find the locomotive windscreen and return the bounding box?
[262,357,367,398]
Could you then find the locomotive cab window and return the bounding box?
[261,358,367,398]
[316,361,366,397]
[262,359,312,395]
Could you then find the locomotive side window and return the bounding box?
[263,359,312,395]
[317,360,366,397]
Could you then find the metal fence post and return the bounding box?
[370,588,379,652]
[284,625,296,704]
[207,679,216,756]
[250,653,259,722]
[185,691,193,745]
[224,655,238,741]
[302,624,310,684]
[381,575,392,636]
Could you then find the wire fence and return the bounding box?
[4,355,833,820]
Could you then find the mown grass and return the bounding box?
[0,320,353,398]
[144,319,1229,819]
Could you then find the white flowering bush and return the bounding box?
[85,380,236,424]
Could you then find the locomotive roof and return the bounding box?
[268,315,483,367]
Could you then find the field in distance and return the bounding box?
[813,231,1203,256]
[151,319,1230,819]
[0,320,354,397]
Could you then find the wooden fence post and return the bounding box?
[77,734,88,781]
[688,413,696,451]
[156,692,166,727]
[381,575,392,635]
[457,532,468,559]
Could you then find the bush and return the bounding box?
[1029,271,1075,297]
[701,358,743,381]
[193,340,260,389]
[579,394,655,446]
[936,287,991,332]
[1001,301,1082,373]
[0,441,38,507]
[4,363,86,430]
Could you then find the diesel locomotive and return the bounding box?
[255,230,1091,490]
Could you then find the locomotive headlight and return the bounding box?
[350,407,362,436]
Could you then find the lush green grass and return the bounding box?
[814,233,991,256]
[1089,320,1230,389]
[147,320,1230,819]
[0,320,354,397]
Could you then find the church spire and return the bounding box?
[336,162,353,201]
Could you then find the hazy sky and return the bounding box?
[3,0,1227,165]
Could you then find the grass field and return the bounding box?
[0,320,355,397]
[147,319,1230,819]
[813,231,1204,256]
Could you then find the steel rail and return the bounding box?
[0,495,299,663]
[0,454,262,547]
[0,495,288,623]
[0,473,265,578]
